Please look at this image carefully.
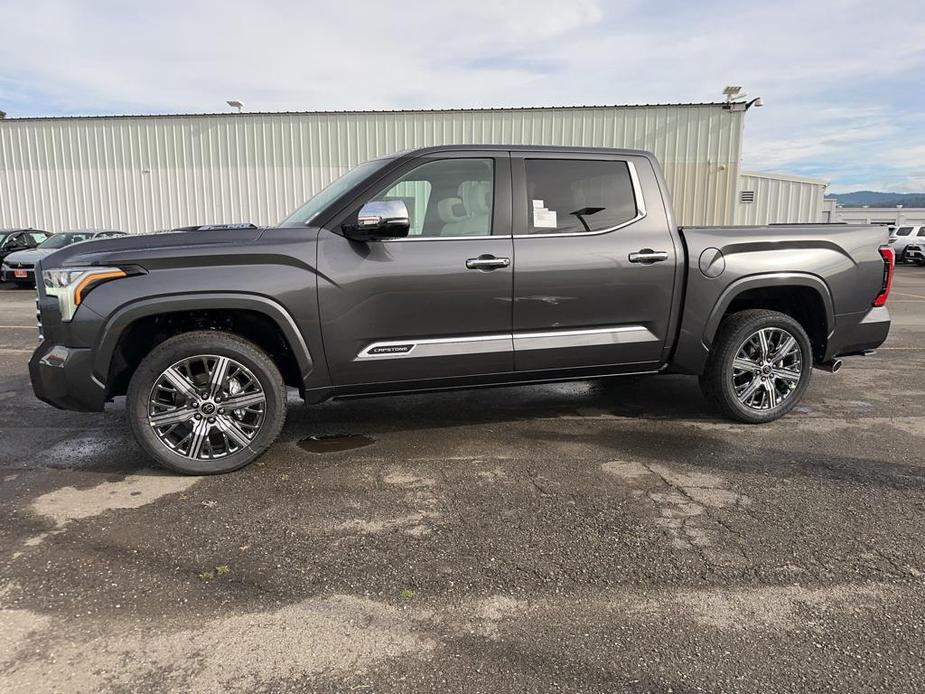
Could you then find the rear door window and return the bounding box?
[522,159,639,235]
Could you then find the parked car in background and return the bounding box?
[889,226,925,262]
[0,229,52,277]
[30,146,894,474]
[904,243,925,266]
[1,230,127,286]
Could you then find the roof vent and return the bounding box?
[740,190,756,203]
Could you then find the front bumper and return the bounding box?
[29,341,107,412]
[1,265,35,283]
[825,306,891,360]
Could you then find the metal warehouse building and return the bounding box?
[0,103,822,232]
[734,171,828,226]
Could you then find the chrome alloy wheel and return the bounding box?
[147,355,267,460]
[730,327,803,411]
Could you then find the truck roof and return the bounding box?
[385,144,656,160]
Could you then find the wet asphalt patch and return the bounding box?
[297,433,376,454]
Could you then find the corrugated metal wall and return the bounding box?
[0,105,744,232]
[831,207,925,226]
[734,172,827,225]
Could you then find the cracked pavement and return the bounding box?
[1,267,925,692]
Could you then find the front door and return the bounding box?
[511,152,679,373]
[318,152,514,388]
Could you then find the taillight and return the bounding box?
[873,245,894,307]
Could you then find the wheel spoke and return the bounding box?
[733,357,759,372]
[736,376,762,404]
[222,391,265,410]
[772,368,801,383]
[149,407,195,427]
[215,414,251,448]
[770,335,797,364]
[208,357,230,399]
[162,366,200,401]
[765,380,779,408]
[757,329,770,359]
[187,419,210,459]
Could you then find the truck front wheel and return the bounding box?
[127,331,287,474]
[699,310,813,423]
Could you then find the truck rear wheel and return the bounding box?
[127,331,287,474]
[699,310,812,423]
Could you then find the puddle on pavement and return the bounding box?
[298,434,376,453]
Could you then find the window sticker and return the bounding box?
[532,199,545,208]
[533,206,557,228]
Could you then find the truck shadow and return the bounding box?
[283,374,716,436]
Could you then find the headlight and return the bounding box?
[43,267,126,321]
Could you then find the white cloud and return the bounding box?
[1,0,923,190]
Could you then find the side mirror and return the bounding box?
[345,200,410,241]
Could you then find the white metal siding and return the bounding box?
[831,207,925,226]
[734,172,828,225]
[0,105,743,232]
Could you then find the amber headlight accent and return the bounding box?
[43,267,127,321]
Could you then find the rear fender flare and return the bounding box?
[704,272,835,348]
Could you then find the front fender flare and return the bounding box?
[92,292,314,387]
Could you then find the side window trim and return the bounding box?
[512,158,647,239]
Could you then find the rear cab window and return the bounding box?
[522,159,640,235]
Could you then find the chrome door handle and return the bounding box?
[628,249,669,264]
[466,255,510,270]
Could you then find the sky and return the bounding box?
[1,0,923,193]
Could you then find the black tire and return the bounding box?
[127,331,286,474]
[699,309,812,423]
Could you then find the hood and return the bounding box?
[41,228,267,270]
[2,247,52,265]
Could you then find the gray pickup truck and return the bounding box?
[30,145,894,474]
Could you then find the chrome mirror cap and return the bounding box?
[355,200,411,239]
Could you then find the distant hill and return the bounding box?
[826,191,925,208]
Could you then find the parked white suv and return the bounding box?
[889,226,925,262]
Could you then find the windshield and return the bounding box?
[279,159,391,227]
[38,232,95,249]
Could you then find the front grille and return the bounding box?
[9,262,34,269]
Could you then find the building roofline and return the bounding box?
[1,102,738,123]
[741,170,829,186]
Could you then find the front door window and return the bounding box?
[365,158,494,238]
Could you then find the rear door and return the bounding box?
[317,151,515,388]
[511,152,678,373]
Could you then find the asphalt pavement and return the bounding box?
[1,269,924,693]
